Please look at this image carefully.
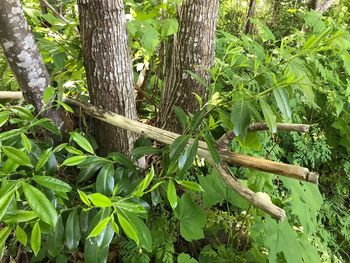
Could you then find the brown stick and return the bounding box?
[63,98,286,220]
[216,123,311,149]
[0,92,318,184]
[0,91,23,100]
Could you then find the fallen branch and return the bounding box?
[0,92,318,220]
[64,97,286,220]
[216,123,311,149]
[0,91,23,100]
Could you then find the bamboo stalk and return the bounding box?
[216,123,311,148]
[64,98,318,184]
[0,92,318,184]
[64,98,286,220]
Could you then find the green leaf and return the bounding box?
[33,176,72,192]
[87,217,110,239]
[31,222,41,256]
[199,170,249,209]
[115,201,147,214]
[0,129,22,141]
[65,210,81,251]
[273,87,291,118]
[21,133,32,152]
[34,118,60,135]
[133,166,154,197]
[89,193,112,207]
[3,210,37,223]
[174,193,206,241]
[111,217,120,235]
[0,227,11,248]
[127,213,152,252]
[174,107,190,131]
[167,180,177,209]
[0,189,14,221]
[231,100,251,137]
[11,106,35,120]
[0,111,11,127]
[16,225,27,246]
[178,137,198,172]
[132,146,161,159]
[251,19,276,42]
[203,131,220,164]
[22,182,57,226]
[170,135,190,160]
[70,132,94,154]
[43,86,56,104]
[65,145,84,155]
[109,153,136,173]
[176,180,203,192]
[78,190,91,206]
[141,24,160,52]
[96,163,115,196]
[341,52,350,75]
[117,213,139,245]
[2,146,32,167]
[61,156,87,166]
[161,18,179,37]
[178,253,199,263]
[260,98,277,133]
[35,148,53,171]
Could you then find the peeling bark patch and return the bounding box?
[3,41,14,50]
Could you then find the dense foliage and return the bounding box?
[0,0,350,262]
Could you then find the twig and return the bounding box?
[41,0,79,32]
[216,123,311,149]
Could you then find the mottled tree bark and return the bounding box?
[0,0,70,132]
[77,0,138,155]
[157,0,219,133]
[243,0,256,34]
[309,0,335,13]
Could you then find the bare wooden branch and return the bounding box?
[0,92,318,184]
[0,91,23,100]
[41,0,79,32]
[216,123,311,149]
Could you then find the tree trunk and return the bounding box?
[309,0,335,13]
[77,0,138,155]
[243,0,256,34]
[157,0,219,133]
[0,0,70,133]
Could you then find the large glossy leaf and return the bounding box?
[96,163,114,196]
[2,146,32,167]
[87,217,110,239]
[203,131,220,164]
[117,213,139,245]
[65,210,81,251]
[174,193,206,241]
[35,148,53,171]
[178,137,199,172]
[170,135,190,160]
[16,225,27,246]
[167,180,178,209]
[21,133,32,152]
[61,156,87,166]
[70,132,94,154]
[0,189,14,221]
[260,98,277,133]
[31,222,41,256]
[89,193,112,207]
[133,166,155,197]
[0,111,11,128]
[231,100,251,137]
[127,213,152,252]
[33,176,72,192]
[47,215,64,257]
[22,182,57,226]
[3,210,37,223]
[273,87,291,118]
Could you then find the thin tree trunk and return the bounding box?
[157,0,219,133]
[77,0,138,155]
[0,0,71,132]
[309,0,335,13]
[243,0,256,34]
